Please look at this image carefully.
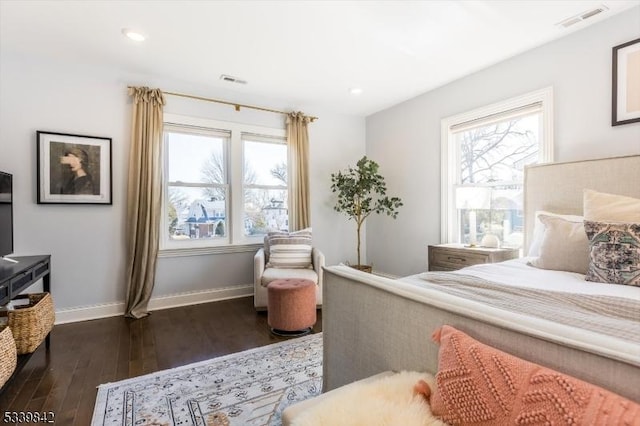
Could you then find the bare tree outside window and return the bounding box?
[167,188,188,236]
[457,114,540,248]
[201,151,226,200]
[198,145,287,236]
[243,141,288,235]
[270,162,287,185]
[201,151,257,201]
[459,119,538,185]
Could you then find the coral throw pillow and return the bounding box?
[430,325,640,425]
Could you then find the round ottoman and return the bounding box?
[267,279,317,336]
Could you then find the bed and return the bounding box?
[321,155,640,402]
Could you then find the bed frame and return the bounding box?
[524,154,640,253]
[322,155,640,402]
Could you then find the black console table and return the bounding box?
[0,255,51,306]
[0,255,51,393]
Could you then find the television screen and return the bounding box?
[0,172,13,257]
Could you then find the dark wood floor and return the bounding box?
[0,296,322,425]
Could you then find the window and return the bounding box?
[165,127,229,246]
[161,114,287,254]
[243,134,288,236]
[441,88,554,249]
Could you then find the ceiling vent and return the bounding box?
[557,5,609,28]
[220,74,247,85]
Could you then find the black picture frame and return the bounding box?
[37,131,112,204]
[612,38,640,126]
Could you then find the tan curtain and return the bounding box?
[125,87,165,319]
[286,112,312,231]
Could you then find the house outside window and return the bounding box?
[161,114,287,255]
[243,134,288,236]
[441,88,554,249]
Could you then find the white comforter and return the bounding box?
[450,257,640,301]
[397,258,640,366]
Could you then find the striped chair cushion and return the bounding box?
[266,228,313,269]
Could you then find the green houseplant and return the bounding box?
[330,156,403,272]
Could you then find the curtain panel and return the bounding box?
[125,87,165,319]
[286,112,312,231]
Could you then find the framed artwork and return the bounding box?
[37,131,112,204]
[612,38,640,126]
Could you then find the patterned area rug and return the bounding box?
[92,333,322,426]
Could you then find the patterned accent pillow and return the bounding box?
[584,220,640,286]
[266,228,313,269]
[429,325,640,425]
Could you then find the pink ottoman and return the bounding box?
[267,279,317,336]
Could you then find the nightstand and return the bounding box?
[427,244,519,271]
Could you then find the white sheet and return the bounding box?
[389,260,640,366]
[449,257,640,301]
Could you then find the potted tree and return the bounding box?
[330,156,403,272]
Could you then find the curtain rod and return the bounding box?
[129,87,318,122]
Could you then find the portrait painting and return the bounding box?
[37,131,112,204]
[612,38,640,126]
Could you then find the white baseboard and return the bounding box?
[54,284,253,324]
[147,285,252,311]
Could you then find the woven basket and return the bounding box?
[0,326,17,387]
[3,293,55,355]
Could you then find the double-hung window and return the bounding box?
[441,88,554,249]
[164,125,229,247]
[242,134,289,236]
[161,114,287,254]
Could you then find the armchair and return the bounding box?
[254,247,324,311]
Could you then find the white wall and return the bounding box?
[366,8,640,276]
[0,52,364,318]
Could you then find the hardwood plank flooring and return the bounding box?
[0,296,322,425]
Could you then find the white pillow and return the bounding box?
[528,210,583,257]
[584,189,640,222]
[528,214,589,274]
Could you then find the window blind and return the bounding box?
[164,123,231,139]
[241,132,286,144]
[450,102,542,134]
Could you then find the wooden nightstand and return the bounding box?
[428,244,519,271]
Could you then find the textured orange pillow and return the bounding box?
[429,325,640,425]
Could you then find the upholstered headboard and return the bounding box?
[523,155,640,253]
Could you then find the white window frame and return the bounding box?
[440,87,554,244]
[160,113,286,257]
[241,133,289,237]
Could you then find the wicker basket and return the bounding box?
[3,293,55,355]
[0,326,17,387]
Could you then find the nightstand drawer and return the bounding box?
[430,250,488,269]
[428,244,519,272]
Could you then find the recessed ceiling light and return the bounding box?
[122,28,146,42]
[349,88,363,95]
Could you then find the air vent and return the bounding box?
[557,5,609,28]
[220,74,247,85]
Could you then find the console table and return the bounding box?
[0,255,51,393]
[0,255,51,306]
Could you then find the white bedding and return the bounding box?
[448,257,640,301]
[392,259,640,366]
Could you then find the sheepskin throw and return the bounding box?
[290,371,446,426]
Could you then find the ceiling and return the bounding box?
[1,1,638,117]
